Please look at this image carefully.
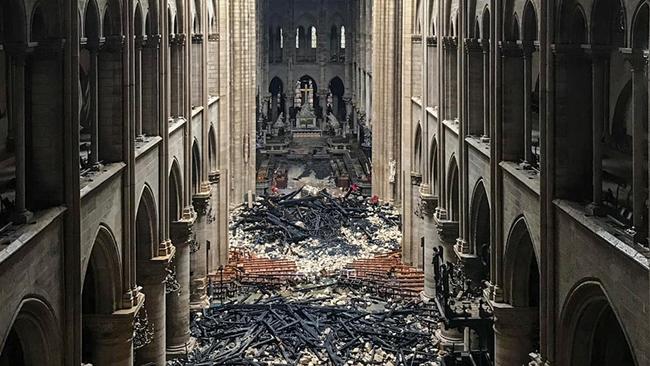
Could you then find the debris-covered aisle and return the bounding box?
[169,189,444,365]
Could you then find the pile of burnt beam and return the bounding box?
[231,187,400,246]
[175,292,442,366]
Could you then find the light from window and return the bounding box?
[280,27,284,48]
[341,26,346,49]
[311,26,317,48]
[296,27,300,48]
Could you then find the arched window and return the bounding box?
[340,26,346,48]
[280,27,284,48]
[296,27,300,48]
[311,26,317,48]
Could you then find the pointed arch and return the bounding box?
[134,2,144,37]
[208,125,217,173]
[481,7,491,40]
[523,1,538,41]
[191,140,201,194]
[632,2,649,49]
[0,297,62,365]
[414,122,423,174]
[470,179,490,259]
[136,184,159,260]
[1,0,28,43]
[559,280,637,365]
[591,0,626,46]
[169,158,183,222]
[504,216,539,307]
[429,138,438,194]
[447,155,460,221]
[83,0,100,40]
[30,3,47,42]
[82,225,122,315]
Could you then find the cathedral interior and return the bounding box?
[0,0,649,365]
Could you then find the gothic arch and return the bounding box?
[447,155,460,221]
[558,280,637,365]
[481,7,490,39]
[134,2,144,37]
[590,0,626,46]
[191,139,201,194]
[503,216,539,307]
[0,0,28,43]
[29,3,47,42]
[83,0,100,40]
[208,125,217,173]
[169,158,183,222]
[631,2,649,49]
[82,225,122,315]
[0,297,62,365]
[558,2,588,43]
[522,0,538,41]
[414,122,423,174]
[429,138,438,194]
[136,184,159,260]
[469,180,490,265]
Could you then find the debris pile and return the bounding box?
[172,283,442,366]
[230,188,401,274]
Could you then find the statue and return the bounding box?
[327,112,341,135]
[389,160,396,183]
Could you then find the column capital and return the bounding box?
[499,41,523,57]
[3,42,29,61]
[170,217,196,245]
[192,33,204,44]
[550,43,585,57]
[192,188,212,216]
[208,33,219,42]
[170,33,186,47]
[411,34,423,44]
[208,170,220,184]
[134,35,147,50]
[518,40,536,57]
[426,36,437,47]
[620,48,648,70]
[418,191,438,218]
[442,36,458,49]
[145,34,162,49]
[103,34,126,52]
[583,44,611,60]
[464,38,482,54]
[480,38,490,52]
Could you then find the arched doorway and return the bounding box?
[559,281,636,365]
[497,217,540,366]
[469,180,490,281]
[268,77,285,123]
[447,157,460,222]
[0,299,62,366]
[328,76,346,121]
[81,226,123,364]
[134,186,166,364]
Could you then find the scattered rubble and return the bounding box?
[171,282,442,366]
[230,188,401,275]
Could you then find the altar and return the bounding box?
[292,80,322,135]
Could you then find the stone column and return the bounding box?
[420,191,437,298]
[135,37,144,136]
[481,39,490,142]
[167,215,196,357]
[82,294,145,366]
[586,49,607,216]
[135,250,175,365]
[190,189,211,309]
[89,44,100,166]
[492,303,539,366]
[629,53,648,242]
[8,49,32,224]
[522,43,534,167]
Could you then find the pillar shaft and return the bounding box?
[492,303,539,366]
[630,54,647,237]
[10,53,30,222]
[135,260,169,365]
[482,43,490,139]
[89,47,100,165]
[589,54,606,212]
[522,48,533,165]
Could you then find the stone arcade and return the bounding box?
[0,0,648,365]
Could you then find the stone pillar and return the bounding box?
[135,37,144,136]
[522,43,534,167]
[167,215,196,357]
[8,50,32,223]
[420,192,437,298]
[492,303,539,366]
[628,53,647,241]
[89,45,100,166]
[190,188,211,309]
[135,251,174,365]
[481,40,490,142]
[82,294,145,366]
[586,49,607,216]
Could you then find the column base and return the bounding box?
[166,337,197,359]
[13,209,33,224]
[585,202,606,217]
[480,135,490,143]
[436,327,464,352]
